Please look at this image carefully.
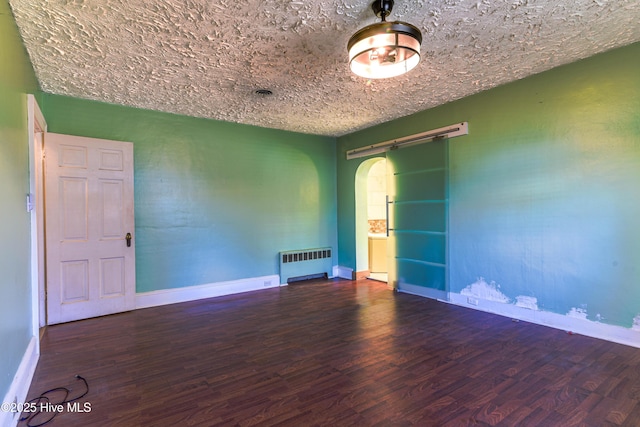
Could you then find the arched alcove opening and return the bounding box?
[355,157,388,282]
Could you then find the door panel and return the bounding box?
[100,257,125,297]
[61,260,89,303]
[99,148,124,170]
[395,170,446,201]
[59,144,87,168]
[396,259,447,291]
[395,233,446,264]
[45,133,135,324]
[387,139,448,294]
[101,180,125,238]
[394,202,446,231]
[60,177,88,240]
[390,140,446,172]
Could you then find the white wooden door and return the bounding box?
[45,133,135,324]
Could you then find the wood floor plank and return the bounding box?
[21,278,640,426]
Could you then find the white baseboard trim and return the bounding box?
[398,283,448,301]
[1,336,39,427]
[335,266,354,280]
[447,292,640,349]
[136,275,282,310]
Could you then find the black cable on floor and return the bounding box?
[19,375,89,427]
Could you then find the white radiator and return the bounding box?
[279,247,332,284]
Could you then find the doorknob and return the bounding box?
[126,233,132,247]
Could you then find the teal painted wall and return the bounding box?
[0,0,40,400]
[338,42,640,329]
[40,95,337,293]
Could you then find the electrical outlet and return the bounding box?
[467,297,479,306]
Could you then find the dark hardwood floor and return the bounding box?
[22,278,640,426]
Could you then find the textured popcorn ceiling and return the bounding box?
[9,0,640,136]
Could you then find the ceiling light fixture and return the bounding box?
[347,0,422,79]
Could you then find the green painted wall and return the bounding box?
[0,0,40,400]
[338,42,640,329]
[40,95,337,293]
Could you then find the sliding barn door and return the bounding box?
[45,133,136,324]
[387,139,448,299]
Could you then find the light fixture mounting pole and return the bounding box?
[372,0,394,22]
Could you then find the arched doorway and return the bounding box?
[355,157,388,283]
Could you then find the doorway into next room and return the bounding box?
[366,159,388,283]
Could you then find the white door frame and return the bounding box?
[27,94,47,333]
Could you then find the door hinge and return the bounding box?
[26,193,35,212]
